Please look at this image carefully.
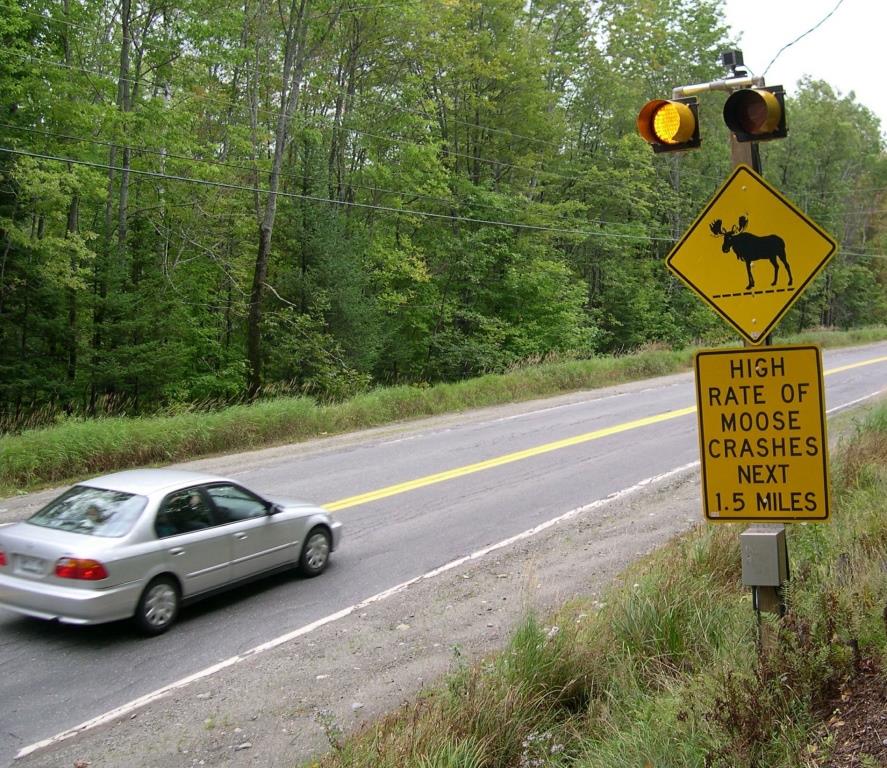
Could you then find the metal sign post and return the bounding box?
[728,134,791,649]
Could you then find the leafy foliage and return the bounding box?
[0,0,883,424]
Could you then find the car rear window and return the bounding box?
[28,486,148,538]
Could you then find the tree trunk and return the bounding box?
[246,0,321,397]
[92,0,135,413]
[327,20,361,201]
[116,0,133,253]
[65,190,80,389]
[0,203,17,318]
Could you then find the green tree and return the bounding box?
[764,79,887,331]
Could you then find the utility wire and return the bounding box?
[763,0,846,77]
[5,50,589,186]
[4,47,732,195]
[9,48,732,194]
[16,5,876,202]
[0,122,547,221]
[0,146,676,242]
[3,147,880,260]
[14,117,873,239]
[6,42,738,192]
[816,186,887,197]
[0,122,677,234]
[17,3,565,151]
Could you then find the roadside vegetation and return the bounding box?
[306,401,887,768]
[1,327,885,496]
[3,1,885,436]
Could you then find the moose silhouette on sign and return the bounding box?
[709,216,793,291]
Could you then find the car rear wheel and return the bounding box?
[299,527,331,577]
[135,576,180,635]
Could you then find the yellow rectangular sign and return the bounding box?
[694,345,830,522]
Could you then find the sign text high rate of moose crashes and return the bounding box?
[694,345,830,522]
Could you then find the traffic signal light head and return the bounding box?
[723,86,787,142]
[637,97,701,153]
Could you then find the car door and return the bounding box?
[154,488,232,597]
[204,484,300,581]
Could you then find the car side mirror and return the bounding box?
[268,503,283,516]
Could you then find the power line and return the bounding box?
[5,49,588,186]
[17,3,566,152]
[18,118,871,243]
[4,147,882,267]
[0,122,530,219]
[0,122,673,234]
[6,49,740,193]
[814,186,887,197]
[21,28,877,225]
[838,209,886,217]
[10,45,731,198]
[0,146,676,243]
[763,0,847,77]
[14,7,881,206]
[835,249,887,262]
[3,119,877,246]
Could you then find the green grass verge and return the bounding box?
[1,326,885,496]
[306,402,887,768]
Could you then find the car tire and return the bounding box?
[134,576,180,635]
[299,527,331,577]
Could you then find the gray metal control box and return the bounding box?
[739,525,788,586]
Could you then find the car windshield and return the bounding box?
[28,486,148,538]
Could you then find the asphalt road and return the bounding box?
[1,341,885,765]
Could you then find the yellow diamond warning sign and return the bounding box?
[694,345,830,523]
[667,165,837,344]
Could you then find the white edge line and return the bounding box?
[16,460,700,760]
[826,387,887,415]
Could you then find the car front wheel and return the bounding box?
[299,527,331,577]
[135,576,180,635]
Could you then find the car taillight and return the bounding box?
[0,550,6,567]
[55,557,108,581]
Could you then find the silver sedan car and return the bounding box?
[0,469,342,635]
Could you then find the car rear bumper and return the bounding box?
[0,573,142,625]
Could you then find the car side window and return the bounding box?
[205,484,269,523]
[155,489,216,539]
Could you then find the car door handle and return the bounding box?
[233,533,249,541]
[169,547,186,556]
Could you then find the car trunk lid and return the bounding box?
[0,522,114,585]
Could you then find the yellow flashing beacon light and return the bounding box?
[723,85,787,142]
[636,97,701,153]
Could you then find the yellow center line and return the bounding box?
[823,355,887,375]
[323,354,887,512]
[324,407,697,511]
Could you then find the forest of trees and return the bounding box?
[0,0,884,424]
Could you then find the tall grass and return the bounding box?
[308,402,887,768]
[1,347,697,494]
[1,326,884,495]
